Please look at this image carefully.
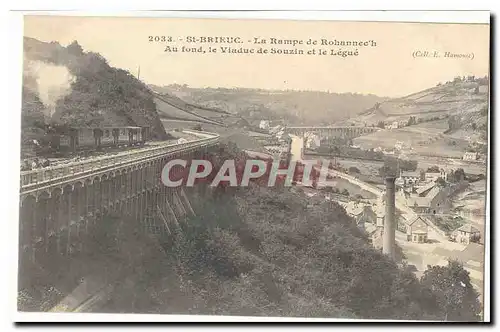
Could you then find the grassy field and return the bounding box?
[354,119,469,158]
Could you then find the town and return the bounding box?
[17,21,489,321]
[251,80,487,294]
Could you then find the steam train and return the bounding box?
[48,126,151,153]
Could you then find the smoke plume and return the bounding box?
[23,54,75,119]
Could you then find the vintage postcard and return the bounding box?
[17,13,490,322]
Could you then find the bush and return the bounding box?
[349,167,361,174]
[91,144,480,320]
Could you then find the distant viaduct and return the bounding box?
[286,126,380,139]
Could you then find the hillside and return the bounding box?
[93,180,480,320]
[349,78,489,157]
[345,78,489,129]
[21,37,169,156]
[150,84,387,126]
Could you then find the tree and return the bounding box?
[407,116,417,126]
[67,40,84,55]
[377,121,385,129]
[449,168,466,183]
[192,124,203,131]
[427,166,440,173]
[435,177,446,187]
[379,164,398,178]
[380,157,417,178]
[420,260,482,321]
[349,167,361,174]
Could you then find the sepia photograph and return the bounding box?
[16,13,490,322]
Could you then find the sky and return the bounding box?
[23,15,490,98]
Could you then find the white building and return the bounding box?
[259,120,270,130]
[398,170,421,186]
[463,152,479,161]
[386,121,399,130]
[453,224,481,244]
[394,141,405,150]
[304,132,321,149]
[424,169,448,182]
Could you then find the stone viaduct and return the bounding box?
[287,126,379,139]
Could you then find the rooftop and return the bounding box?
[406,215,428,226]
[457,224,481,234]
[416,183,436,195]
[409,197,432,207]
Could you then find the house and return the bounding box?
[383,149,395,155]
[365,222,383,246]
[387,121,399,129]
[424,169,447,182]
[454,224,481,244]
[407,185,446,214]
[371,197,386,227]
[399,216,429,243]
[259,120,270,130]
[478,85,489,94]
[399,181,451,215]
[394,141,404,150]
[463,152,479,161]
[342,202,377,230]
[454,206,485,220]
[356,205,378,230]
[395,177,405,188]
[415,182,436,197]
[398,170,420,186]
[304,132,321,149]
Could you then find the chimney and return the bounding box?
[383,176,396,259]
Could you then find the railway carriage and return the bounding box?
[50,126,150,153]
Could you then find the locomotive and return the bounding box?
[49,126,151,153]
